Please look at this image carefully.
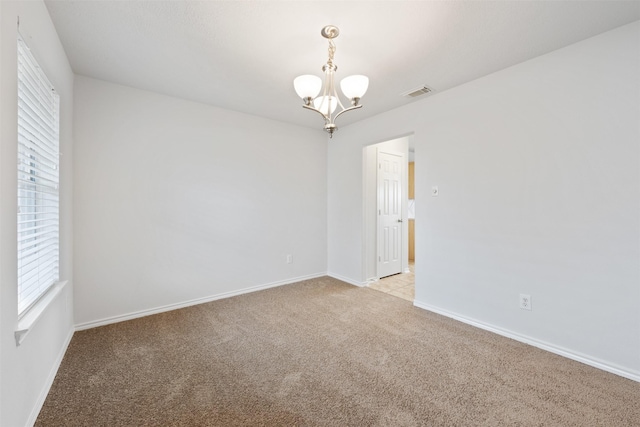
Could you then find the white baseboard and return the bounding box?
[327,272,368,287]
[413,300,640,383]
[27,327,74,427]
[75,272,327,331]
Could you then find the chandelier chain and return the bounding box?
[327,39,336,68]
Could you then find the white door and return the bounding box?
[377,150,403,278]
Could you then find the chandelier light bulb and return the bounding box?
[313,96,338,115]
[340,75,369,101]
[294,75,322,100]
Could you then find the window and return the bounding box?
[17,35,60,315]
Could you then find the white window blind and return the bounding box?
[17,35,60,315]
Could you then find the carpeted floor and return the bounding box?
[37,276,639,426]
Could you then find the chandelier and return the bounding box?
[293,25,369,138]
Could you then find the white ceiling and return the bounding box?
[45,1,640,131]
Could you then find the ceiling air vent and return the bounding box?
[401,85,434,98]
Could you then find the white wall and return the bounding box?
[328,22,640,379]
[0,1,75,426]
[73,76,328,327]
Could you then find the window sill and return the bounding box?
[15,280,68,346]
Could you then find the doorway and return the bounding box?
[363,136,415,301]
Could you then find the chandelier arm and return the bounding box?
[333,104,363,123]
[334,94,347,118]
[302,104,330,121]
[315,65,332,119]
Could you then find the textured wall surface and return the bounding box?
[328,22,640,379]
[73,76,328,327]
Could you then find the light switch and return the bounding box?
[432,186,439,197]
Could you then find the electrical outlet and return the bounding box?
[519,294,532,311]
[286,254,293,264]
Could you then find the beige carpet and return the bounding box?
[37,276,639,426]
